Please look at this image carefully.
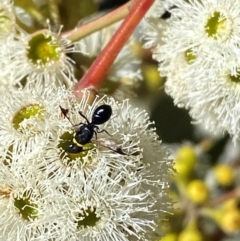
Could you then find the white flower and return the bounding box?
[5,23,83,88]
[0,4,85,90]
[144,0,240,79]
[0,155,63,241]
[184,63,240,142]
[144,0,240,141]
[0,16,75,89]
[0,0,29,92]
[155,0,240,67]
[0,85,68,154]
[54,169,158,241]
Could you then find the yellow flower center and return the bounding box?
[229,72,240,83]
[12,104,45,131]
[205,11,228,40]
[27,33,60,66]
[77,206,101,228]
[185,49,197,64]
[14,190,39,221]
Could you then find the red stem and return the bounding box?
[73,0,155,98]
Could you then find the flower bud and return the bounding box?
[221,208,240,233]
[160,232,177,241]
[174,146,197,180]
[214,164,234,187]
[178,223,203,241]
[187,180,209,204]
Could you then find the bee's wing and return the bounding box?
[94,138,126,155]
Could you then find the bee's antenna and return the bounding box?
[59,106,75,126]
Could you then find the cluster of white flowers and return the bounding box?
[144,0,240,142]
[0,0,141,93]
[0,0,78,89]
[0,87,172,240]
[0,1,172,240]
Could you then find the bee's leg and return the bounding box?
[78,111,90,124]
[95,127,112,137]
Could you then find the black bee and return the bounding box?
[60,104,112,153]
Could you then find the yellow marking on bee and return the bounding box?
[72,137,83,147]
